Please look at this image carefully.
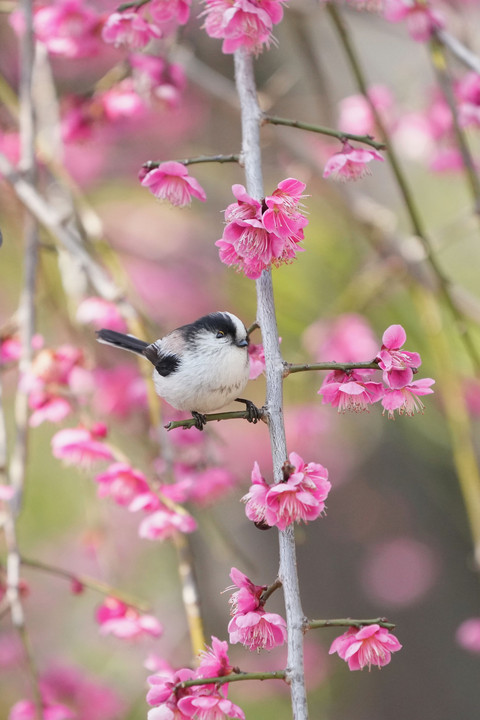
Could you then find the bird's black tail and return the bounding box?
[96,329,149,356]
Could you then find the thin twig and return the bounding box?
[177,670,287,690]
[263,114,385,151]
[284,360,379,376]
[143,154,241,169]
[19,556,152,612]
[165,408,266,431]
[308,617,396,631]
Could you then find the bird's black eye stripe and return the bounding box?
[182,313,238,344]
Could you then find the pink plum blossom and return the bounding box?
[96,597,162,640]
[242,461,270,527]
[197,637,233,679]
[29,391,72,427]
[146,666,195,709]
[225,568,286,651]
[163,465,236,507]
[264,454,331,530]
[76,297,127,332]
[130,54,186,109]
[0,334,43,365]
[227,566,266,615]
[51,424,114,467]
[92,365,147,419]
[203,0,286,55]
[149,0,192,28]
[323,141,384,181]
[243,453,331,530]
[381,377,435,417]
[101,80,146,122]
[138,508,197,540]
[338,85,395,136]
[40,664,125,720]
[262,178,308,245]
[228,609,287,651]
[12,0,103,59]
[9,699,75,720]
[216,179,307,278]
[455,72,480,129]
[384,0,444,42]
[329,624,402,670]
[178,693,245,720]
[248,342,266,379]
[102,11,162,50]
[94,463,150,506]
[141,161,207,206]
[303,313,378,363]
[376,324,422,389]
[319,370,384,412]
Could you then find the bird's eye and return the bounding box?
[216,330,226,339]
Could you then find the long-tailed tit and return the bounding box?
[97,311,258,429]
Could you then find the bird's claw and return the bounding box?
[191,411,207,430]
[235,398,262,424]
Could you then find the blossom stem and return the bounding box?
[308,617,396,631]
[20,556,152,613]
[176,670,287,691]
[263,114,385,151]
[284,360,379,376]
[164,408,266,431]
[234,47,309,720]
[144,154,241,170]
[260,578,282,605]
[326,1,480,372]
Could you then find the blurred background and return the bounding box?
[2,1,480,719]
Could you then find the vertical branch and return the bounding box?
[4,2,44,718]
[10,0,38,509]
[233,48,308,720]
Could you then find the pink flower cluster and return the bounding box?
[140,161,207,207]
[9,662,125,720]
[329,624,402,671]
[323,141,384,182]
[24,345,93,427]
[216,179,307,279]
[102,0,191,49]
[93,461,198,541]
[203,0,286,55]
[243,452,331,531]
[11,0,103,59]
[319,324,435,417]
[384,0,444,43]
[226,568,287,651]
[147,637,245,720]
[96,597,162,640]
[51,423,113,467]
[61,56,186,145]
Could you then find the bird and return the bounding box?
[96,311,259,429]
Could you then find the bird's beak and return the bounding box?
[236,339,249,347]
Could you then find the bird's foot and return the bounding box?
[235,398,262,424]
[191,411,207,430]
